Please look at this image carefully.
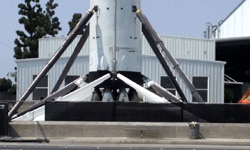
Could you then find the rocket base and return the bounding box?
[89,71,142,102]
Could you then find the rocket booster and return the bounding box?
[89,0,142,74]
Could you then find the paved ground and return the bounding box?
[2,137,249,146]
[0,144,250,150]
[1,138,250,150]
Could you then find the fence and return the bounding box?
[45,102,250,123]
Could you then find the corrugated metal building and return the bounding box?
[16,35,225,103]
[39,35,216,61]
[214,0,250,39]
[206,0,250,102]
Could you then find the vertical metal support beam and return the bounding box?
[135,9,203,103]
[51,24,90,93]
[8,7,97,120]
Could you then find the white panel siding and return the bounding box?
[142,35,215,61]
[218,0,250,38]
[142,56,225,103]
[17,55,224,103]
[39,35,215,61]
[17,59,47,101]
[234,7,242,37]
[16,56,89,101]
[242,0,250,36]
[48,56,89,94]
[39,36,89,58]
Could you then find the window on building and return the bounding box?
[65,75,80,86]
[192,76,208,102]
[161,76,176,95]
[33,75,48,100]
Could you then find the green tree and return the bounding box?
[7,84,17,94]
[14,0,61,59]
[45,0,62,37]
[68,13,83,35]
[0,78,16,94]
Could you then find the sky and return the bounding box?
[0,0,243,82]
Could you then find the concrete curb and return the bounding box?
[7,121,250,146]
[9,121,250,139]
[9,137,248,146]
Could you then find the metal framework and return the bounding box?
[9,4,206,121]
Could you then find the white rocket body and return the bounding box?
[89,0,142,73]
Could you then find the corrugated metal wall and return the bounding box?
[38,36,89,58]
[19,34,222,103]
[17,58,47,101]
[16,56,89,101]
[17,55,225,103]
[142,56,225,103]
[216,0,250,38]
[39,35,215,61]
[142,35,215,61]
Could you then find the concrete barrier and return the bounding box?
[8,121,250,139]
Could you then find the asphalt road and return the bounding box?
[0,145,250,150]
